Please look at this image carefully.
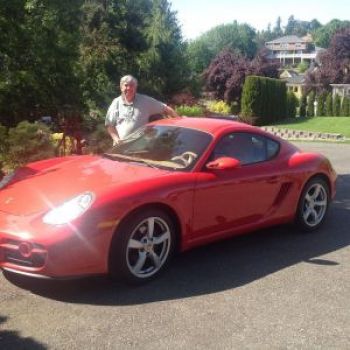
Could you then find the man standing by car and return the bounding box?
[105,75,179,145]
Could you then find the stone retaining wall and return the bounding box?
[262,126,346,142]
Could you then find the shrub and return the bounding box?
[207,100,231,115]
[230,101,240,115]
[4,121,55,170]
[170,92,197,106]
[51,133,75,156]
[175,105,204,117]
[85,123,111,154]
[241,76,287,125]
[0,124,8,175]
[297,61,309,73]
[0,123,8,157]
[240,76,260,121]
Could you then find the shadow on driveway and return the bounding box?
[4,174,350,306]
[0,315,47,350]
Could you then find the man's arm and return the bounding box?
[106,125,121,145]
[105,98,121,144]
[163,105,180,118]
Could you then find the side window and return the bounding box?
[266,138,279,159]
[210,132,279,165]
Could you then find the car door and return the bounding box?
[191,132,285,240]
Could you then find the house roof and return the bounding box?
[286,75,306,85]
[330,84,350,87]
[266,35,308,44]
[279,69,299,79]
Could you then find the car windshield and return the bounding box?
[103,125,212,171]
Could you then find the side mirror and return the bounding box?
[206,157,241,170]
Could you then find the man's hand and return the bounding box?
[107,125,121,146]
[164,105,180,118]
[112,137,121,146]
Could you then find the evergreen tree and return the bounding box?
[341,97,350,116]
[316,92,326,116]
[139,0,188,97]
[286,91,298,118]
[273,16,283,37]
[0,0,84,126]
[333,94,341,116]
[285,16,297,35]
[325,93,333,116]
[186,21,258,77]
[307,91,315,117]
[313,19,350,48]
[299,94,307,117]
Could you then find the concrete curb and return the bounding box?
[262,126,347,142]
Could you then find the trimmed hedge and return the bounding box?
[241,76,287,125]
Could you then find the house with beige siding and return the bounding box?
[265,35,325,65]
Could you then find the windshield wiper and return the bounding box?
[102,153,126,161]
[102,153,159,169]
[128,159,159,169]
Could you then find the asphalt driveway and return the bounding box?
[0,141,349,349]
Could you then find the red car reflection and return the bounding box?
[0,118,337,284]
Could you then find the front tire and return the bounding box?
[109,209,176,284]
[295,177,329,232]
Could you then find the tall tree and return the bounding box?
[306,27,350,91]
[186,21,257,76]
[250,48,279,79]
[203,47,278,103]
[255,23,277,49]
[313,19,350,48]
[273,16,283,37]
[285,16,297,35]
[0,0,84,126]
[79,0,132,110]
[204,49,249,103]
[138,0,187,97]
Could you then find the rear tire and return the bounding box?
[109,209,176,284]
[295,177,329,232]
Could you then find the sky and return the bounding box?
[170,0,350,40]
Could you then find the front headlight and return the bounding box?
[43,192,95,225]
[0,172,15,190]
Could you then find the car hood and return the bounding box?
[0,155,173,216]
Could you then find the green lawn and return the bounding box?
[269,117,350,138]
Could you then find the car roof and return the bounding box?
[152,117,257,136]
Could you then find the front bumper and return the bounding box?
[0,211,114,279]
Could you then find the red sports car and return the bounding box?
[0,117,337,283]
